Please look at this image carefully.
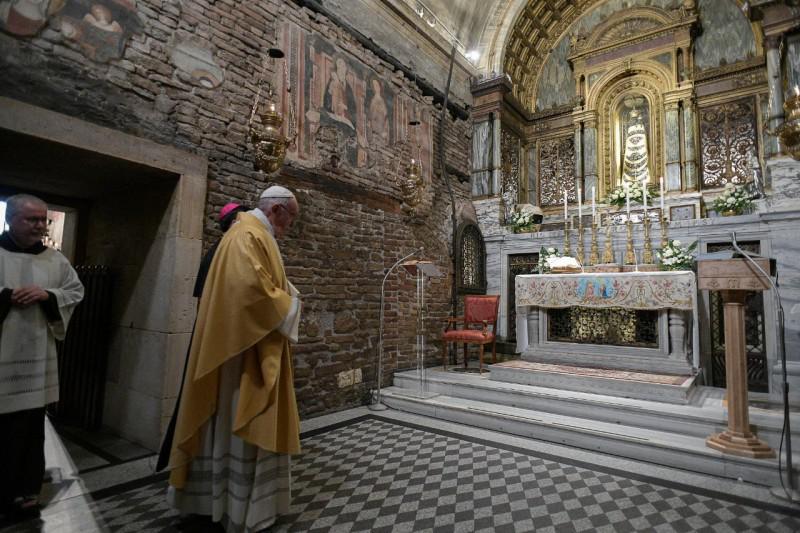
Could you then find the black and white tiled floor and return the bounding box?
[4,412,800,532]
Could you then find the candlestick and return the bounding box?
[625,220,636,265]
[563,219,571,256]
[602,219,615,264]
[642,215,654,264]
[660,215,668,249]
[589,219,599,265]
[577,221,585,266]
[660,176,665,213]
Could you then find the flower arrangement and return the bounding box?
[507,204,543,233]
[538,246,562,273]
[712,183,752,216]
[657,239,697,271]
[605,180,659,208]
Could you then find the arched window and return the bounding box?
[456,223,486,294]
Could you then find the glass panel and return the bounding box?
[548,307,658,348]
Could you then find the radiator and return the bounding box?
[54,265,113,429]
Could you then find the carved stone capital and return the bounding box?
[764,34,783,51]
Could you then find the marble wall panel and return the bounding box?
[472,120,492,196]
[695,0,757,71]
[527,147,537,205]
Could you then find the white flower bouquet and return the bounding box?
[605,180,659,208]
[508,204,543,233]
[657,239,697,271]
[538,246,562,273]
[712,183,752,215]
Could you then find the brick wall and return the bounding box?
[0,0,472,418]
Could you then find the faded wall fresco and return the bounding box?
[694,0,756,71]
[59,0,142,62]
[278,22,433,184]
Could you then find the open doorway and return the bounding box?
[0,98,207,450]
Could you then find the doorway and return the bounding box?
[0,97,207,450]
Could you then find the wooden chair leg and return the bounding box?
[479,344,484,374]
[492,340,497,364]
[463,343,468,368]
[442,341,447,370]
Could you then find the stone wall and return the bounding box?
[0,0,472,420]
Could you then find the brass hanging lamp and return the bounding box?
[400,117,424,206]
[249,47,296,173]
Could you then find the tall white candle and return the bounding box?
[643,180,648,213]
[564,190,568,221]
[625,182,631,216]
[659,176,665,213]
[578,186,582,220]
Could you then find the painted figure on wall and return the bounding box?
[324,58,355,130]
[59,0,141,62]
[0,0,51,36]
[368,78,389,146]
[279,21,432,183]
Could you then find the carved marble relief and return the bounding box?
[279,22,433,191]
[699,97,758,188]
[538,136,576,207]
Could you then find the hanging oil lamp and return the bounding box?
[249,47,296,173]
[400,119,424,206]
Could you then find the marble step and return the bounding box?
[391,368,797,450]
[489,360,697,404]
[380,387,797,487]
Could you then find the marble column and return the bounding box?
[491,113,502,195]
[664,101,682,191]
[668,310,687,363]
[574,124,583,186]
[765,35,784,157]
[515,306,539,354]
[682,99,698,191]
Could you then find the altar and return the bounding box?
[515,271,699,376]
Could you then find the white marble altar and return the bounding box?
[515,271,698,375]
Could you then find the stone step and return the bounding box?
[391,367,797,451]
[489,360,697,404]
[381,386,798,487]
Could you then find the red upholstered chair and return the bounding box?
[441,295,500,374]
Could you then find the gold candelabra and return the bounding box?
[589,220,600,265]
[576,222,585,265]
[625,220,636,265]
[660,216,668,249]
[563,219,571,256]
[642,215,654,264]
[602,220,615,264]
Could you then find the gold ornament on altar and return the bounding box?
[248,48,296,174]
[773,87,800,160]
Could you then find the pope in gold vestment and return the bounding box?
[167,198,301,532]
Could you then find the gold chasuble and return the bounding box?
[169,213,301,489]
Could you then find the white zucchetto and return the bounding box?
[260,185,295,199]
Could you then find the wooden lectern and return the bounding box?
[698,257,775,458]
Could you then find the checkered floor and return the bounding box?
[9,416,800,532]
